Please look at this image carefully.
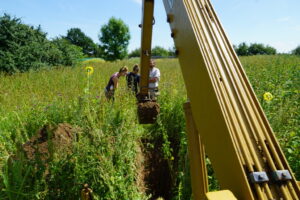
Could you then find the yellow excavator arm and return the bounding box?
[139,0,300,199]
[139,0,155,97]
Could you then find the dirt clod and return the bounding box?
[138,101,160,124]
[23,123,75,161]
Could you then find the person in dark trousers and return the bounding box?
[105,66,128,101]
[126,64,140,94]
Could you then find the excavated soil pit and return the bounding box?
[138,102,160,124]
[139,138,173,200]
[23,123,75,162]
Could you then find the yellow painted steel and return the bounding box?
[184,102,209,200]
[159,0,300,199]
[139,0,154,95]
[206,190,237,200]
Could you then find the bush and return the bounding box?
[168,46,177,57]
[234,42,277,56]
[152,46,170,57]
[0,14,50,73]
[128,46,173,58]
[51,38,84,66]
[234,42,249,56]
[65,28,98,56]
[248,43,277,55]
[128,48,140,58]
[0,14,83,74]
[292,45,300,55]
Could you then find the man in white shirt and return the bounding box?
[149,59,160,100]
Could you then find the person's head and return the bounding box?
[119,66,128,76]
[150,59,156,69]
[132,64,139,74]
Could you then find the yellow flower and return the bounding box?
[85,66,94,76]
[263,92,274,102]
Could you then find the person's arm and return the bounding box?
[149,77,158,83]
[113,76,119,90]
[149,69,160,83]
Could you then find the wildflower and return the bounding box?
[85,66,94,76]
[263,92,274,102]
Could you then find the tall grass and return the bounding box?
[241,55,300,179]
[0,55,299,199]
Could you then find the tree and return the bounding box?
[168,46,177,57]
[292,46,300,55]
[248,43,276,55]
[99,17,130,61]
[234,42,277,56]
[65,28,97,56]
[264,46,277,55]
[51,37,84,65]
[0,14,52,73]
[0,14,84,74]
[128,48,140,58]
[128,46,173,58]
[151,46,169,57]
[235,42,249,56]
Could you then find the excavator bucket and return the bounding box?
[137,101,160,124]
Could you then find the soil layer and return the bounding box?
[139,139,173,200]
[138,102,160,124]
[23,123,75,161]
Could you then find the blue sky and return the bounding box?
[1,0,299,53]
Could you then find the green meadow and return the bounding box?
[0,55,299,199]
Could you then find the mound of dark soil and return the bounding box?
[23,123,75,161]
[138,102,160,124]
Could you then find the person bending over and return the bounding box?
[105,66,128,100]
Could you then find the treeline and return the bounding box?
[1,13,300,74]
[233,43,276,56]
[0,14,130,74]
[128,43,300,58]
[234,42,300,56]
[0,14,84,74]
[128,46,176,58]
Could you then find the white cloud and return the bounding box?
[132,0,142,5]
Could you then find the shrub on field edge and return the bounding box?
[234,42,277,56]
[292,45,300,55]
[0,14,84,74]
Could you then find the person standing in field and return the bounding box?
[105,66,128,100]
[149,59,160,100]
[126,64,140,94]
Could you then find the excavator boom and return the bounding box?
[139,0,300,199]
